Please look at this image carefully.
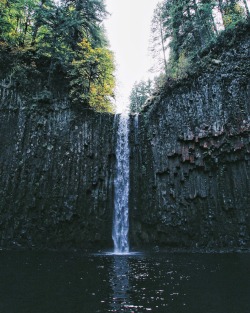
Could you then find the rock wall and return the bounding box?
[0,25,250,250]
[129,27,250,249]
[0,88,116,248]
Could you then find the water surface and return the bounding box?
[0,250,249,312]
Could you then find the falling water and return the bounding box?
[113,114,130,254]
[134,113,139,144]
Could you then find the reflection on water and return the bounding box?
[0,251,250,313]
[108,254,190,312]
[107,252,250,312]
[109,256,131,312]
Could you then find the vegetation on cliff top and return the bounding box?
[130,0,249,113]
[129,79,154,114]
[0,0,115,112]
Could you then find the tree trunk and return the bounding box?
[22,12,30,46]
[242,0,250,17]
[31,0,46,46]
[217,0,225,28]
[201,0,218,35]
[159,16,168,73]
[192,0,208,47]
[186,4,201,51]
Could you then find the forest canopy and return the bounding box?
[130,0,249,113]
[0,0,115,112]
[150,0,249,78]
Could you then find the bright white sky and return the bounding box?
[104,0,159,112]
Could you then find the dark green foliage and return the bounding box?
[147,19,250,102]
[150,0,248,80]
[0,0,115,112]
[129,79,154,113]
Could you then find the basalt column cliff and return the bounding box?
[130,25,250,249]
[0,25,250,250]
[0,91,116,248]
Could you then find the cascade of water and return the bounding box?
[113,113,130,254]
[134,113,139,144]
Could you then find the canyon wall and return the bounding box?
[129,26,250,249]
[0,25,249,250]
[0,89,116,248]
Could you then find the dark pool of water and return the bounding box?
[0,250,249,313]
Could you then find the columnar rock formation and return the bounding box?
[129,27,250,249]
[0,89,116,248]
[0,25,249,250]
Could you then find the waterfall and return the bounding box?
[113,114,130,254]
[134,113,139,144]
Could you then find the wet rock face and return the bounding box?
[0,89,116,249]
[129,32,250,249]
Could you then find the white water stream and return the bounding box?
[112,114,130,254]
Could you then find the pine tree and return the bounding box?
[149,0,248,81]
[129,79,153,113]
[150,2,170,73]
[0,0,116,113]
[242,0,250,17]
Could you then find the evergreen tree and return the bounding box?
[150,0,247,80]
[69,39,115,112]
[0,0,116,113]
[222,0,245,28]
[150,2,170,73]
[242,0,250,17]
[129,79,153,113]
